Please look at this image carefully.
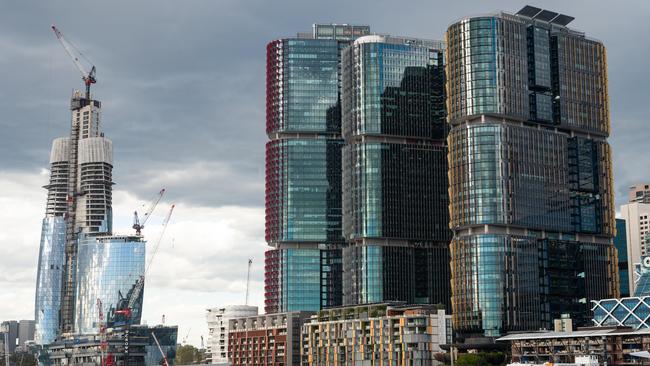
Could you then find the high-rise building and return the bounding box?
[340,35,451,307]
[206,305,258,364]
[615,219,630,297]
[35,90,146,343]
[264,24,370,313]
[1,321,18,354]
[629,184,650,204]
[621,202,650,294]
[446,6,618,338]
[17,320,35,352]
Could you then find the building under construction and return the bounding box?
[32,25,177,366]
[46,325,177,366]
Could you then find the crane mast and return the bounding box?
[245,259,252,306]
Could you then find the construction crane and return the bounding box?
[111,205,175,324]
[245,258,252,306]
[181,328,191,345]
[152,332,170,366]
[133,188,166,236]
[51,25,96,99]
[97,299,109,366]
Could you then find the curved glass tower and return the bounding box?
[264,24,370,313]
[446,7,618,338]
[340,35,451,307]
[74,235,145,334]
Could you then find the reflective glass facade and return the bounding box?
[34,217,66,344]
[266,139,343,243]
[592,296,650,329]
[446,10,617,338]
[264,248,341,313]
[264,26,370,313]
[340,36,451,308]
[74,236,145,335]
[615,218,630,297]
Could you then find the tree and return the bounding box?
[174,344,204,365]
[0,352,38,366]
[456,353,489,366]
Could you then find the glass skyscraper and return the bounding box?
[264,24,370,313]
[340,35,451,308]
[446,6,618,338]
[615,218,630,297]
[35,89,146,343]
[74,235,145,334]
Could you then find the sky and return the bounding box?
[1,0,649,348]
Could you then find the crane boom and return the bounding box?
[133,188,166,235]
[128,204,175,311]
[51,25,96,99]
[112,204,175,324]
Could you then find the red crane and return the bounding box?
[51,25,97,99]
[133,188,166,236]
[114,204,176,321]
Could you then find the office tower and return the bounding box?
[17,320,35,352]
[629,184,650,204]
[1,321,18,354]
[446,6,618,338]
[74,235,145,334]
[206,305,258,364]
[615,219,630,297]
[621,202,650,295]
[340,35,451,307]
[264,24,370,313]
[35,90,145,341]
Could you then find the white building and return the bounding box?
[206,305,257,364]
[621,201,650,294]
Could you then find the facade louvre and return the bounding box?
[446,9,617,338]
[264,25,370,314]
[340,35,451,308]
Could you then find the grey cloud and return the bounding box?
[1,0,649,209]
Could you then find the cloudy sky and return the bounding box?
[1,0,649,348]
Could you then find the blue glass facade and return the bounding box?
[341,35,451,308]
[593,296,650,329]
[616,219,630,297]
[34,217,66,345]
[74,236,145,335]
[265,25,370,313]
[447,11,617,337]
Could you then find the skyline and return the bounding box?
[1,0,650,348]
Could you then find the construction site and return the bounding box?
[30,25,178,366]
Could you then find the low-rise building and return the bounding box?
[498,327,650,365]
[206,305,258,364]
[42,325,177,366]
[301,303,452,366]
[228,312,313,366]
